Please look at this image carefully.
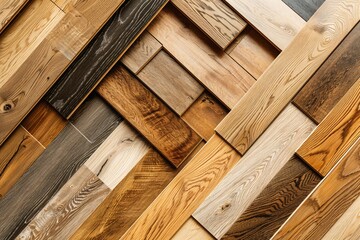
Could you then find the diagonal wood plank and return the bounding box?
[172,218,215,240]
[282,0,325,21]
[0,0,30,33]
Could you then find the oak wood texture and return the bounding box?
[293,22,360,124]
[272,138,360,239]
[171,0,246,49]
[120,135,241,239]
[216,0,360,155]
[0,0,29,33]
[193,104,315,238]
[138,50,204,115]
[282,0,325,21]
[45,0,169,119]
[172,218,215,240]
[222,156,321,240]
[148,5,255,109]
[224,0,305,50]
[97,65,201,167]
[121,31,162,74]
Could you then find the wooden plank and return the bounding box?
[121,31,162,74]
[282,0,325,21]
[193,104,315,238]
[172,218,215,240]
[222,156,321,240]
[137,50,204,115]
[97,65,202,167]
[120,135,241,239]
[272,138,360,239]
[182,92,228,141]
[224,0,305,50]
[216,0,360,155]
[293,23,360,124]
[171,0,246,49]
[148,5,256,109]
[45,0,169,119]
[0,0,30,33]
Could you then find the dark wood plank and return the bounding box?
[97,65,202,167]
[45,0,169,119]
[282,0,325,21]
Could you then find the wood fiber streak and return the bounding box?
[216,0,360,155]
[282,0,325,21]
[0,0,29,33]
[293,23,360,124]
[223,156,321,240]
[172,218,215,240]
[97,65,201,167]
[45,0,168,119]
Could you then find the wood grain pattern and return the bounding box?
[216,0,360,155]
[193,104,315,238]
[282,0,325,21]
[0,0,30,33]
[120,135,241,240]
[171,0,246,49]
[172,218,215,240]
[45,0,169,119]
[272,138,360,239]
[97,65,201,167]
[138,50,204,115]
[222,156,321,240]
[293,23,360,124]
[148,5,255,109]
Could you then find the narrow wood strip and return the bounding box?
[171,0,246,49]
[0,0,30,33]
[172,218,215,240]
[282,0,325,21]
[216,0,360,155]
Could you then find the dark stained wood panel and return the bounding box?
[282,0,325,21]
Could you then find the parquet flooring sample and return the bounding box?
[148,5,255,109]
[172,218,215,240]
[293,23,360,124]
[97,65,201,167]
[222,156,321,240]
[224,0,305,50]
[272,138,360,239]
[297,77,360,176]
[0,0,29,33]
[138,50,204,115]
[182,92,228,141]
[216,0,360,155]
[193,104,315,238]
[121,31,162,74]
[45,0,168,119]
[171,0,246,49]
[282,0,325,21]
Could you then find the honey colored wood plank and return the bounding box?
[216,0,360,155]
[148,5,255,109]
[193,104,315,238]
[97,65,202,167]
[272,138,360,240]
[182,92,228,141]
[172,218,215,240]
[171,0,246,49]
[0,0,30,33]
[121,31,162,74]
[223,156,321,240]
[137,50,204,115]
[293,23,360,124]
[282,0,325,21]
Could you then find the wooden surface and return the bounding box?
[0,0,30,33]
[282,0,325,21]
[172,218,214,240]
[216,0,360,155]
[138,50,204,115]
[293,23,360,124]
[194,104,315,238]
[97,65,201,167]
[224,0,305,50]
[171,0,246,49]
[148,5,255,109]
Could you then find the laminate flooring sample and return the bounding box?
[172,218,215,240]
[283,0,325,21]
[0,0,29,33]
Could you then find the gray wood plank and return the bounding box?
[282,0,325,21]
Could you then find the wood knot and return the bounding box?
[0,100,15,113]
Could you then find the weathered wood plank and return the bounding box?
[0,0,30,33]
[282,0,325,21]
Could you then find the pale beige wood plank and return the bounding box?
[216,0,360,155]
[0,0,29,33]
[172,218,215,240]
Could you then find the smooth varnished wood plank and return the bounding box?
[0,0,30,33]
[171,0,246,49]
[216,0,360,155]
[172,218,215,240]
[97,65,202,167]
[138,50,204,115]
[282,0,325,21]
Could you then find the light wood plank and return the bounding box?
[0,0,29,33]
[216,0,360,155]
[283,0,325,21]
[172,218,215,240]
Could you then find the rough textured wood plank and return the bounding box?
[138,50,204,115]
[97,65,202,168]
[223,156,321,240]
[182,92,228,141]
[282,0,325,21]
[172,218,215,240]
[148,5,255,109]
[171,0,246,49]
[45,0,169,119]
[121,31,162,74]
[120,135,241,239]
[293,23,360,124]
[193,104,315,238]
[216,0,360,155]
[272,138,360,240]
[0,0,30,33]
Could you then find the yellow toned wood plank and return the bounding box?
[172,218,215,240]
[216,0,360,155]
[0,0,29,33]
